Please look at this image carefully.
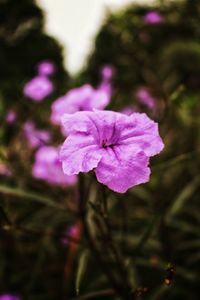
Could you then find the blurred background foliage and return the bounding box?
[0,0,200,299]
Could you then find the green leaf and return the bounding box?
[149,286,169,300]
[168,220,200,237]
[134,258,197,282]
[134,213,160,253]
[152,151,197,171]
[75,250,90,296]
[170,84,185,103]
[176,240,200,252]
[166,175,200,219]
[129,186,152,202]
[0,147,7,161]
[186,252,200,265]
[0,184,64,209]
[70,289,115,300]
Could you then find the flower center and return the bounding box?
[102,139,114,148]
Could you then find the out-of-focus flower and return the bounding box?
[121,106,137,116]
[0,163,12,177]
[0,294,21,300]
[51,65,113,131]
[23,76,53,102]
[62,222,82,279]
[5,110,16,124]
[37,60,55,76]
[51,84,111,127]
[62,223,81,245]
[60,110,164,193]
[99,64,113,98]
[135,87,156,110]
[32,146,77,186]
[144,11,164,24]
[23,121,51,149]
[101,65,114,81]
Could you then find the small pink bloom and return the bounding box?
[121,107,138,116]
[98,81,112,103]
[99,64,113,98]
[5,110,16,124]
[23,76,53,102]
[51,84,111,127]
[32,146,77,186]
[0,163,12,177]
[62,223,80,245]
[23,121,51,149]
[144,11,164,24]
[101,65,114,81]
[135,87,156,110]
[37,60,55,76]
[60,110,164,193]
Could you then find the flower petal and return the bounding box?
[91,89,110,110]
[95,146,150,193]
[92,109,130,145]
[61,112,95,135]
[51,95,69,124]
[119,113,164,156]
[32,146,77,186]
[60,133,102,175]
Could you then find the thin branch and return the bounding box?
[78,175,130,299]
[99,186,133,293]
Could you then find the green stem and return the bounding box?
[78,175,131,300]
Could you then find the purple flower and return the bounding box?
[101,65,114,81]
[23,121,51,149]
[60,110,164,193]
[23,76,53,102]
[0,294,20,300]
[121,106,138,116]
[37,60,55,76]
[144,11,164,24]
[99,64,113,98]
[51,84,111,127]
[135,87,156,110]
[5,110,16,124]
[32,146,77,186]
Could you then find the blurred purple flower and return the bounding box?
[99,64,113,98]
[32,146,77,186]
[23,76,53,102]
[121,106,138,116]
[101,65,114,81]
[62,223,80,245]
[135,87,156,110]
[144,11,164,24]
[0,294,20,300]
[51,84,111,127]
[23,121,51,149]
[60,110,164,193]
[37,60,55,76]
[5,110,16,124]
[0,163,12,177]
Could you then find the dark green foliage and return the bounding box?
[76,1,200,299]
[1,0,200,299]
[79,0,200,110]
[0,0,69,129]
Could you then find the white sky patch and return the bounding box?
[37,0,151,74]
